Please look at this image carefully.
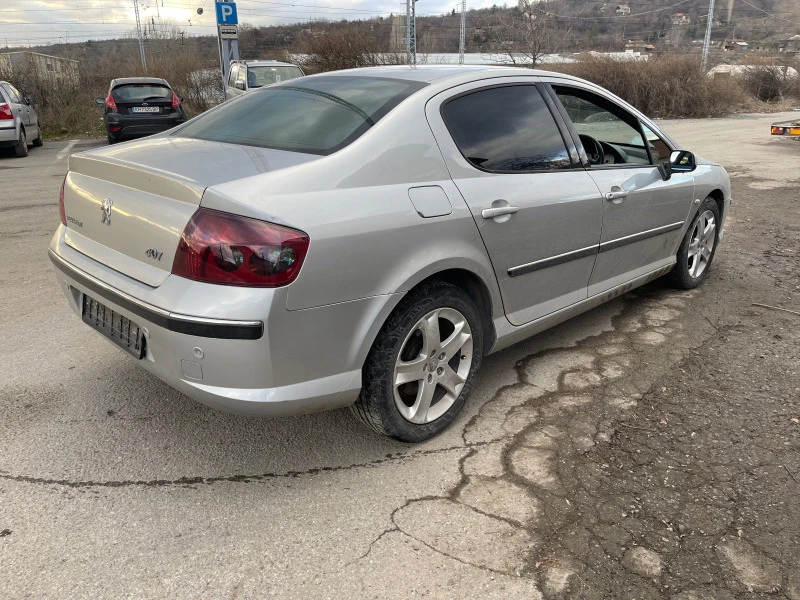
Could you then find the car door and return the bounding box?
[427,79,603,326]
[545,82,696,296]
[7,84,32,128]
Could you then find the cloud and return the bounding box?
[0,0,505,47]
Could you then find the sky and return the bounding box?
[0,0,494,48]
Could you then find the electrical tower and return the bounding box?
[701,0,716,71]
[459,0,466,64]
[410,0,418,65]
[133,0,147,73]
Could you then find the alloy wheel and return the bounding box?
[687,209,716,278]
[393,307,473,424]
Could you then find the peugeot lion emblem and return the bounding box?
[100,198,113,226]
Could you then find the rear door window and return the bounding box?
[175,75,426,155]
[112,84,172,103]
[441,85,572,172]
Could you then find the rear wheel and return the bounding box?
[107,134,119,145]
[13,128,28,157]
[351,281,483,442]
[667,197,721,289]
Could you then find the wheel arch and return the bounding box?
[353,264,501,370]
[707,188,724,218]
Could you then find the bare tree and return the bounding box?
[482,0,570,67]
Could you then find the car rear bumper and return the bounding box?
[104,113,186,139]
[48,226,388,416]
[0,123,19,145]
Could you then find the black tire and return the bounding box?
[32,124,43,147]
[13,128,28,158]
[107,134,118,145]
[667,196,721,289]
[351,280,484,443]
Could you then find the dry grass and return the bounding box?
[3,47,797,138]
[544,54,748,118]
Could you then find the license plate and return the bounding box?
[131,106,160,113]
[81,294,145,359]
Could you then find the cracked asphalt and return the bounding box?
[1,113,799,599]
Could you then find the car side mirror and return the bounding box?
[669,150,696,173]
[95,97,105,104]
[234,81,245,91]
[26,97,37,106]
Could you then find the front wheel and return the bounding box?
[668,197,721,289]
[351,281,483,442]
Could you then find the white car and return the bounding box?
[224,60,304,100]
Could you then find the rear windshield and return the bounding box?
[247,65,303,88]
[112,83,171,102]
[174,75,427,155]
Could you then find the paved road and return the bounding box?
[1,115,798,599]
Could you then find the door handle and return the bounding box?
[604,189,629,202]
[482,205,519,219]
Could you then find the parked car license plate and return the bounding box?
[131,106,160,113]
[81,294,145,359]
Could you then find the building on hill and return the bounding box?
[0,51,79,83]
[776,34,800,53]
[721,39,748,52]
[624,39,655,53]
[670,13,690,25]
[615,5,630,16]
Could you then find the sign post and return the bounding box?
[215,1,240,95]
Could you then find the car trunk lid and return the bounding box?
[62,136,319,287]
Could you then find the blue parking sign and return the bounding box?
[215,2,238,25]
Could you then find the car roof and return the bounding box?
[111,77,170,87]
[235,61,298,67]
[309,65,561,83]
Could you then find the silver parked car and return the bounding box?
[51,66,731,441]
[0,80,42,157]
[224,60,304,100]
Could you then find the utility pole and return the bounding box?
[459,0,466,64]
[406,0,411,63]
[701,0,716,71]
[133,0,147,73]
[410,0,418,65]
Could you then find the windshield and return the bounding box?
[112,83,171,102]
[247,65,303,88]
[174,76,427,155]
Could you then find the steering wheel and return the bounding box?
[579,134,604,165]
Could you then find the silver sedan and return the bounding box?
[50,66,731,441]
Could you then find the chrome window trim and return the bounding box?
[507,221,685,277]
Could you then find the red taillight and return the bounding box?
[771,126,785,135]
[171,92,181,109]
[105,93,117,110]
[59,176,67,226]
[172,208,309,288]
[0,103,12,120]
